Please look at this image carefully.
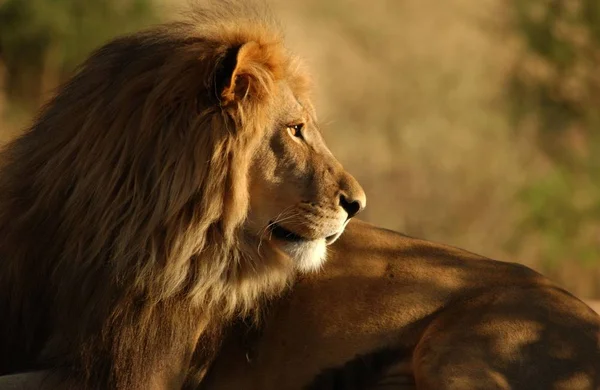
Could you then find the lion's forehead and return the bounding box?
[273,82,309,118]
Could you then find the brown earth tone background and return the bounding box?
[1,0,599,302]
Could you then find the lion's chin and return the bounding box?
[279,239,327,272]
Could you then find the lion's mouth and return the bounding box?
[269,222,340,245]
[325,231,343,245]
[270,223,306,242]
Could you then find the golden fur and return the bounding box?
[203,219,600,390]
[0,2,365,388]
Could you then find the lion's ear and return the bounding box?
[213,41,282,105]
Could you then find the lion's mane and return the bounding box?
[0,1,305,388]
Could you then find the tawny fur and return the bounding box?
[0,2,308,388]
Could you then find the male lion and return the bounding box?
[0,2,365,389]
[202,220,600,390]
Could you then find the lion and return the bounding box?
[201,219,600,390]
[0,1,365,388]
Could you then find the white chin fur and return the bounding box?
[281,239,327,272]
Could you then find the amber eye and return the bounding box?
[287,123,304,138]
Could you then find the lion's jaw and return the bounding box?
[265,219,352,272]
[264,239,327,273]
[279,239,327,272]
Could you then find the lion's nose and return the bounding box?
[335,166,366,219]
[339,192,365,219]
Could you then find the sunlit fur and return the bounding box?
[0,2,314,388]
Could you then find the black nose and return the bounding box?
[339,194,364,219]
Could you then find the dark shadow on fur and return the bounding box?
[304,346,412,390]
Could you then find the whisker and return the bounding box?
[257,206,299,256]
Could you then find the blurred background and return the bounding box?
[0,0,598,300]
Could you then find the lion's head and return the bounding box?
[0,1,364,386]
[192,6,367,276]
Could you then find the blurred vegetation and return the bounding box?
[0,0,598,297]
[0,0,157,115]
[509,0,600,276]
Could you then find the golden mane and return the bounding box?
[0,1,308,388]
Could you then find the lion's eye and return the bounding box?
[287,123,304,139]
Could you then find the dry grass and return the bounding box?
[1,0,598,298]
